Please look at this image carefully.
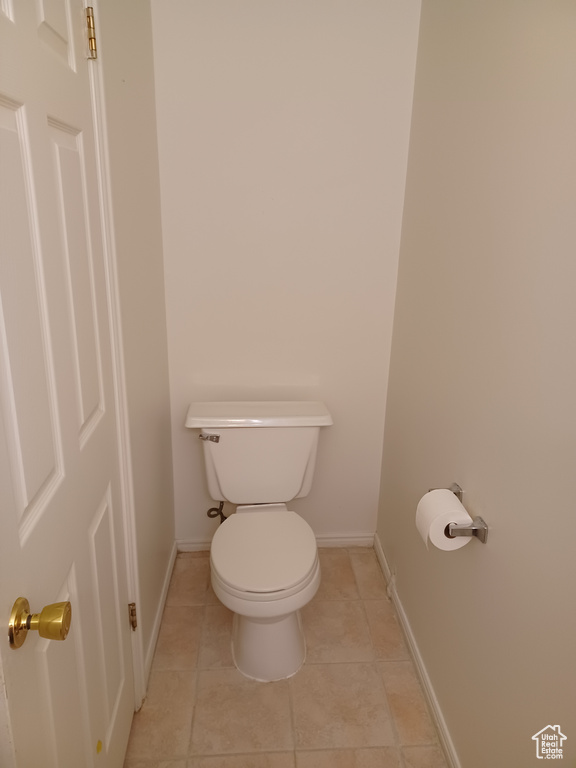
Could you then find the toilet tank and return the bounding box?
[185,401,333,505]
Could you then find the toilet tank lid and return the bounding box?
[185,401,333,428]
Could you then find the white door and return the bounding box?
[0,2,134,766]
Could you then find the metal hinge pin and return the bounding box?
[128,602,138,631]
[86,7,97,59]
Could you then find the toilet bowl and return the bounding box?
[210,505,320,681]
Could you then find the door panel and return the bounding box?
[50,118,104,441]
[89,490,126,728]
[37,0,76,68]
[0,97,62,526]
[34,568,91,767]
[0,3,134,766]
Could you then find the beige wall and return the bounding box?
[377,2,576,766]
[99,1,175,676]
[151,0,421,546]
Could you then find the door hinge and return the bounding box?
[128,602,138,631]
[86,7,97,59]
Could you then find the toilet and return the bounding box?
[185,400,333,681]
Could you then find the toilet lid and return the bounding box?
[211,510,317,593]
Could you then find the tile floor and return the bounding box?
[124,547,449,768]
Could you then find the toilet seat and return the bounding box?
[210,510,318,597]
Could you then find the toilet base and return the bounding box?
[231,610,305,682]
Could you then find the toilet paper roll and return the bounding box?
[416,489,473,551]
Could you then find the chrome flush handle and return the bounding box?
[199,434,220,443]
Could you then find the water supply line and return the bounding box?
[206,501,227,525]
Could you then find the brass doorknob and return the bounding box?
[8,597,72,649]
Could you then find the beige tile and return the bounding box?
[129,546,449,768]
[152,605,204,671]
[198,604,234,669]
[191,668,293,754]
[125,670,195,760]
[296,748,401,767]
[348,551,388,600]
[301,600,374,663]
[291,663,395,750]
[363,601,410,661]
[189,755,295,767]
[402,745,450,768]
[167,556,211,606]
[379,662,438,746]
[315,549,359,600]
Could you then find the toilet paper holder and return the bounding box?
[445,517,488,544]
[429,483,489,544]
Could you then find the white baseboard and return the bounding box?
[316,532,375,548]
[177,532,375,553]
[373,534,461,768]
[176,538,211,553]
[142,541,178,687]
